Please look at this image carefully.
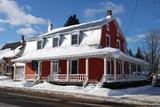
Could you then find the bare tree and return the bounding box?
[144,29,160,80]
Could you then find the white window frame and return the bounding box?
[106,34,110,47]
[52,36,60,48]
[51,60,59,73]
[116,39,120,49]
[71,32,80,45]
[37,40,43,49]
[70,59,79,74]
[106,24,110,31]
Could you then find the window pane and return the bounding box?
[71,60,78,74]
[71,34,78,45]
[37,41,42,49]
[53,37,59,47]
[52,61,58,73]
[106,36,110,47]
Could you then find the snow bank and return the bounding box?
[0,76,160,104]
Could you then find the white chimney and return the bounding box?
[47,20,53,32]
[106,9,112,19]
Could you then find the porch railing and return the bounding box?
[106,74,147,82]
[47,74,87,82]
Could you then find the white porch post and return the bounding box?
[129,63,132,75]
[122,61,124,75]
[13,63,16,80]
[38,61,41,76]
[67,59,69,82]
[85,58,89,80]
[114,58,117,80]
[104,57,107,77]
[136,64,138,75]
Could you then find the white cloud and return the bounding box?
[0,27,5,32]
[126,34,146,43]
[17,27,36,36]
[84,1,124,18]
[0,0,46,26]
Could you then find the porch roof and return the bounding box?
[13,46,148,65]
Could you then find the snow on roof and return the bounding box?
[13,46,118,62]
[13,46,148,65]
[28,18,114,41]
[0,46,22,60]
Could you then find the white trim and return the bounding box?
[38,61,42,75]
[106,34,110,47]
[114,58,117,80]
[104,57,107,76]
[117,28,120,37]
[70,59,79,74]
[85,58,89,79]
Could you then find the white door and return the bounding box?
[15,66,25,80]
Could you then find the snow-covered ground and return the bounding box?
[0,76,160,104]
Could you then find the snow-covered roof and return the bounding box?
[13,46,148,65]
[28,18,114,41]
[0,46,22,61]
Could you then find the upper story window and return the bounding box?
[116,39,120,49]
[106,34,110,47]
[71,34,79,45]
[53,36,60,48]
[117,29,120,37]
[37,40,43,49]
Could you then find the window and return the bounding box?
[70,60,78,74]
[53,37,59,48]
[116,40,120,49]
[71,34,79,45]
[106,34,110,47]
[107,61,112,74]
[117,29,120,37]
[37,40,43,49]
[52,60,59,73]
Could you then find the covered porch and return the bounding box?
[13,46,148,84]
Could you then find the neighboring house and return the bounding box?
[13,10,148,85]
[0,37,25,79]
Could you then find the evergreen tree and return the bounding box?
[64,14,80,26]
[128,49,134,57]
[135,47,144,59]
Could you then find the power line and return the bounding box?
[125,0,138,36]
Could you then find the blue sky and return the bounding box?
[0,0,160,52]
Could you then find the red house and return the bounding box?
[13,10,148,86]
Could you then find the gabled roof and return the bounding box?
[1,42,22,50]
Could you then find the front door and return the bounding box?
[52,60,58,74]
[71,60,78,74]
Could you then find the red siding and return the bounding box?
[59,60,67,74]
[25,62,35,79]
[41,61,50,79]
[124,61,129,74]
[89,58,104,81]
[79,58,85,74]
[100,20,125,53]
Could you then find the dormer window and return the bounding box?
[53,36,60,48]
[71,34,79,45]
[106,34,110,47]
[37,40,43,49]
[116,39,120,49]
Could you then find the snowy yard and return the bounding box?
[0,76,160,105]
